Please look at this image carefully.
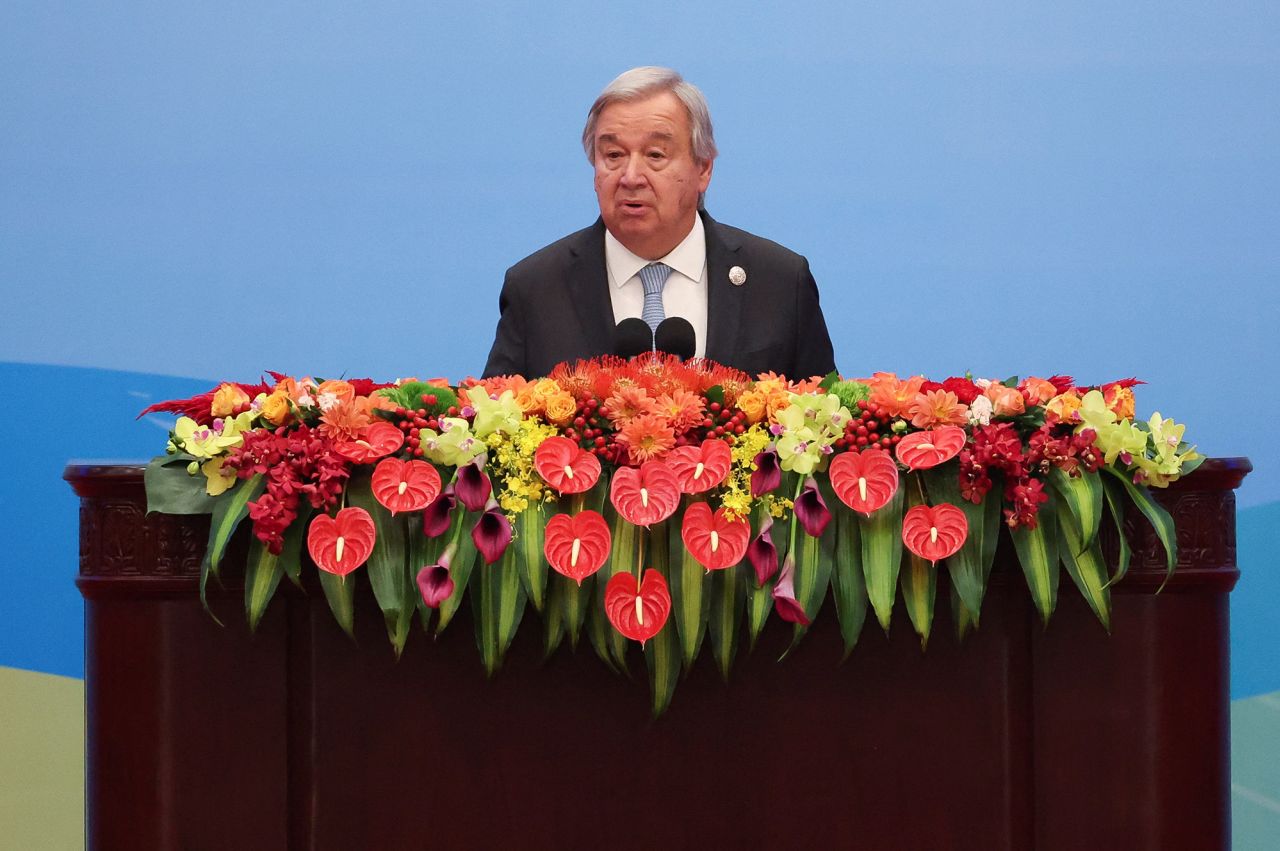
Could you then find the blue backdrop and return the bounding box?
[1,3,1275,695]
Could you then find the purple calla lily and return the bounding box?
[455,456,492,512]
[416,545,456,608]
[794,476,832,538]
[751,450,781,497]
[422,484,457,538]
[771,554,811,625]
[472,497,513,564]
[747,515,779,586]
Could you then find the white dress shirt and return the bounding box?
[603,215,708,359]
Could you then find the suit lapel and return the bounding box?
[701,212,744,365]
[567,219,616,357]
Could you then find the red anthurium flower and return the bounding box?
[829,448,899,515]
[332,420,404,464]
[534,436,601,495]
[747,515,780,585]
[771,555,811,626]
[751,450,781,496]
[902,503,969,564]
[666,439,732,494]
[895,426,966,471]
[793,476,832,537]
[680,502,750,571]
[307,508,377,577]
[604,569,672,646]
[472,498,513,564]
[371,458,442,515]
[609,461,680,526]
[544,511,612,584]
[455,457,492,512]
[416,544,456,608]
[422,485,457,538]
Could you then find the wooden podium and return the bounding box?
[68,459,1250,851]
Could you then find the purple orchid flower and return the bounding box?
[793,476,832,538]
[472,497,513,565]
[751,449,781,497]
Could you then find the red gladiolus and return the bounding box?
[544,511,612,584]
[604,570,672,646]
[371,458,441,514]
[895,426,966,471]
[666,439,732,494]
[902,504,968,564]
[534,436,602,494]
[333,421,405,464]
[829,447,899,515]
[609,461,680,527]
[306,508,377,577]
[680,502,750,571]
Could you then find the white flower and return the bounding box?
[967,395,993,426]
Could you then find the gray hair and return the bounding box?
[581,67,718,165]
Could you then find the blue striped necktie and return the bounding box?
[638,262,672,337]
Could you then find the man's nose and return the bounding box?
[619,155,648,186]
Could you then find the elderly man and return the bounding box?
[482,67,836,380]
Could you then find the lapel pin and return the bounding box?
[729,266,747,286]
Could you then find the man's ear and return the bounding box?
[697,157,714,194]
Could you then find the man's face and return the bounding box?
[592,91,713,260]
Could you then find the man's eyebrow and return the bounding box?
[595,131,675,145]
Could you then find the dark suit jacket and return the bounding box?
[481,211,836,380]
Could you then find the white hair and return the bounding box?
[581,67,718,165]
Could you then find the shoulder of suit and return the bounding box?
[505,223,599,279]
[706,217,808,271]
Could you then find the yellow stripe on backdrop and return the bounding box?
[0,667,84,851]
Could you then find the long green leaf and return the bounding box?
[949,582,977,641]
[318,570,357,638]
[1103,467,1178,589]
[746,584,774,649]
[243,510,307,631]
[644,613,682,717]
[1010,492,1060,626]
[1055,498,1112,632]
[515,503,549,612]
[1100,476,1133,590]
[543,576,566,658]
[281,507,313,589]
[1048,468,1102,554]
[667,503,709,668]
[829,500,867,660]
[899,550,936,649]
[922,464,1001,625]
[144,456,218,515]
[560,572,592,648]
[707,565,745,680]
[473,544,528,675]
[199,474,266,619]
[783,491,835,655]
[436,507,479,634]
[859,484,904,632]
[746,503,786,646]
[346,478,413,656]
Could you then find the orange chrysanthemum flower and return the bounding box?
[319,396,373,442]
[907,390,969,429]
[866,373,925,419]
[616,413,677,463]
[605,385,658,427]
[655,389,707,433]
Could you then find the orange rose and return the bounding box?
[514,386,542,414]
[1104,385,1135,420]
[211,383,250,417]
[315,379,355,411]
[1045,391,1082,424]
[1020,377,1057,406]
[544,392,577,426]
[985,384,1026,417]
[737,389,768,425]
[260,391,293,426]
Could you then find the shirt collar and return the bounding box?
[604,214,706,288]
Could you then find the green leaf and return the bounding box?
[1055,497,1112,632]
[1102,467,1178,590]
[436,508,480,634]
[1048,468,1102,555]
[199,474,266,619]
[144,456,218,515]
[899,550,936,649]
[783,486,835,655]
[746,503,785,647]
[1010,493,1060,626]
[1100,476,1133,590]
[922,464,1002,625]
[859,484,904,632]
[543,577,566,658]
[704,385,725,407]
[281,508,312,589]
[514,503,549,613]
[667,503,709,668]
[472,545,527,675]
[746,583,774,649]
[319,570,357,638]
[559,572,592,649]
[829,500,867,660]
[597,501,641,670]
[346,478,414,656]
[949,582,977,642]
[818,370,840,391]
[707,565,746,680]
[243,510,307,632]
[644,615,682,717]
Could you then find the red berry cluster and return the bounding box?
[387,393,446,459]
[835,400,903,452]
[224,424,349,554]
[693,401,746,443]
[562,397,610,457]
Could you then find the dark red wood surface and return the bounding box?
[68,458,1249,851]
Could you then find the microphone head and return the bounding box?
[654,317,696,361]
[614,318,655,359]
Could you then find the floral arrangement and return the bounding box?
[142,356,1201,713]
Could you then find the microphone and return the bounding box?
[654,317,697,361]
[614,318,654,359]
